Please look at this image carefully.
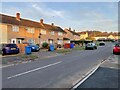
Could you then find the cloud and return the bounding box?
[32,3,65,18]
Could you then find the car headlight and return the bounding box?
[32,47,35,49]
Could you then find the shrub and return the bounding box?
[42,42,48,48]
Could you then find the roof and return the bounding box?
[77,32,87,34]
[0,14,66,33]
[65,29,80,36]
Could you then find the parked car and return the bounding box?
[99,41,105,46]
[28,44,40,52]
[2,44,19,55]
[85,43,97,50]
[113,43,120,54]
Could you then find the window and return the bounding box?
[11,39,16,44]
[58,39,63,44]
[51,31,54,35]
[58,32,63,36]
[18,40,22,44]
[28,39,35,44]
[41,29,46,34]
[27,28,34,33]
[12,25,19,32]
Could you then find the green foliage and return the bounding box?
[42,42,49,48]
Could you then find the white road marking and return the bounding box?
[71,64,100,89]
[7,61,62,79]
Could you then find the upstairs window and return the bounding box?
[58,32,63,36]
[12,25,19,32]
[26,27,34,33]
[41,29,46,34]
[51,31,54,35]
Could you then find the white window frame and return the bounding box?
[41,29,46,35]
[26,27,34,33]
[12,25,19,32]
[18,39,22,44]
[11,39,17,44]
[51,31,54,35]
[58,32,63,36]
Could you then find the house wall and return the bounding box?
[0,24,8,44]
[40,29,65,45]
[7,24,40,44]
[94,36,107,40]
[64,29,79,41]
[1,23,65,45]
[74,35,80,40]
[64,29,74,40]
[80,33,88,40]
[107,35,115,39]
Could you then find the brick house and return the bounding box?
[78,32,88,40]
[64,28,80,41]
[0,13,66,46]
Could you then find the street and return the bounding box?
[2,43,113,88]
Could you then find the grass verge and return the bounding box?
[55,49,72,54]
[20,54,38,61]
[73,46,85,50]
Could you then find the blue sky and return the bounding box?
[1,2,118,32]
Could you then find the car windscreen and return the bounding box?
[115,43,120,47]
[87,43,92,46]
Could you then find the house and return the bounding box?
[39,20,66,45]
[0,13,66,46]
[94,35,108,40]
[64,28,80,41]
[78,32,88,40]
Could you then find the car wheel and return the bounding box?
[2,51,5,55]
[95,47,97,49]
[113,51,115,54]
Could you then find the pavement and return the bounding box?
[2,42,114,88]
[76,54,119,89]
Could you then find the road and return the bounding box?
[2,43,113,88]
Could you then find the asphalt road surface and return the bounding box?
[2,43,114,88]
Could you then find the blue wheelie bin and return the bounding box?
[25,46,31,55]
[49,44,54,51]
[70,43,74,48]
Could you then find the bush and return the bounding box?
[42,42,48,48]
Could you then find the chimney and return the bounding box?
[69,28,71,31]
[16,13,20,21]
[51,23,54,26]
[40,19,43,24]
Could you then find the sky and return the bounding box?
[1,2,118,32]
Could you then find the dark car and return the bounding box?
[85,43,97,50]
[28,44,40,52]
[2,44,19,55]
[113,43,120,54]
[99,41,105,46]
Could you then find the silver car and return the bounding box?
[85,43,97,50]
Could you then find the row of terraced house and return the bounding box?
[0,13,80,46]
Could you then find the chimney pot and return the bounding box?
[69,28,71,30]
[40,19,43,24]
[51,23,54,26]
[16,12,20,21]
